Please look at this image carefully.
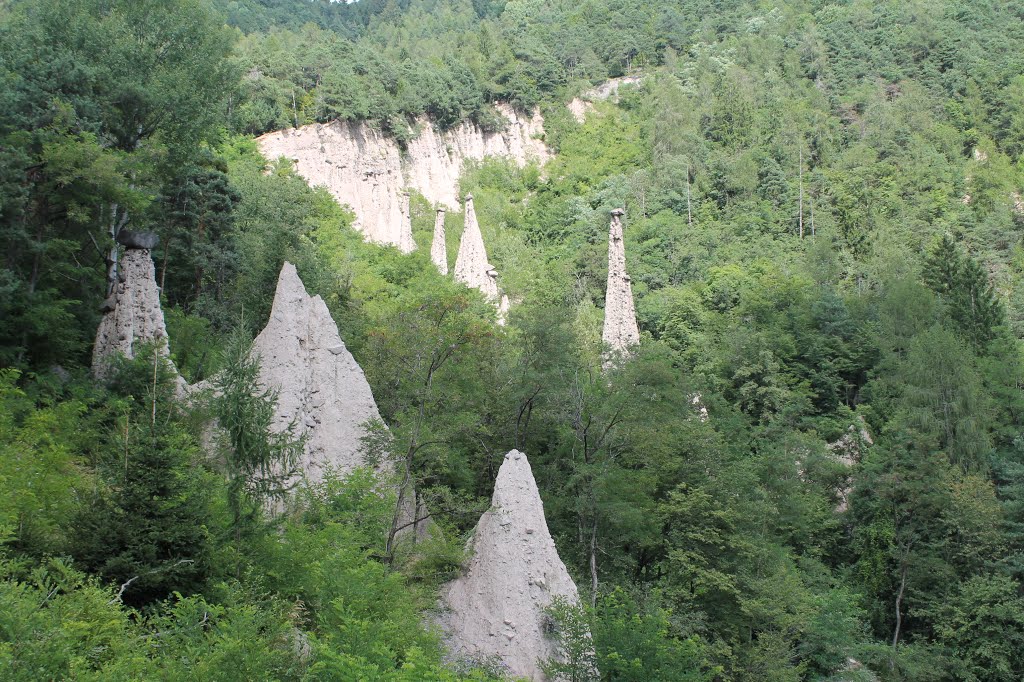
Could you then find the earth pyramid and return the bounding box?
[251,262,386,483]
[441,449,586,680]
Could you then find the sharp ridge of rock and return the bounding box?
[602,209,640,360]
[441,449,584,681]
[255,105,548,251]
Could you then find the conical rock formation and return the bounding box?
[92,241,184,392]
[431,207,449,275]
[441,450,584,680]
[252,262,385,483]
[602,209,640,360]
[453,194,499,301]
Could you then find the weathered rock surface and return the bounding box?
[602,209,640,360]
[92,248,184,391]
[453,195,499,301]
[441,450,584,681]
[568,76,645,123]
[431,207,449,275]
[251,262,385,483]
[829,417,873,513]
[255,105,548,251]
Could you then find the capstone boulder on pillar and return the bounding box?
[251,262,386,483]
[431,207,449,275]
[601,208,640,361]
[440,450,586,680]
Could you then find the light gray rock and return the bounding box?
[453,195,500,301]
[251,262,385,483]
[431,207,449,275]
[255,105,548,252]
[441,450,584,681]
[92,248,185,392]
[602,209,640,362]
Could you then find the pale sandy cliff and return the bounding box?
[255,105,548,251]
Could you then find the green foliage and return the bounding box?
[4,0,1024,678]
[70,348,216,608]
[211,328,304,539]
[0,369,92,554]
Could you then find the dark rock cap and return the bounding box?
[610,208,625,216]
[116,230,160,250]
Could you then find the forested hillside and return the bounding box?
[3,0,1024,680]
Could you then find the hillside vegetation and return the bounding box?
[2,0,1024,680]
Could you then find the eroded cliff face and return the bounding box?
[255,105,548,251]
[92,242,184,391]
[252,262,385,483]
[602,209,640,361]
[441,450,584,681]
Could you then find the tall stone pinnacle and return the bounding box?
[601,208,640,359]
[397,191,416,254]
[453,194,499,300]
[251,262,386,483]
[431,207,448,275]
[441,450,586,680]
[92,236,185,393]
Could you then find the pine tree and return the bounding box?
[922,235,1005,350]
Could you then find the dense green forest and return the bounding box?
[3,0,1024,679]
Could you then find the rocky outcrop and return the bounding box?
[255,105,548,251]
[431,207,449,275]
[602,209,640,360]
[251,262,385,483]
[568,76,645,123]
[441,450,584,681]
[453,195,499,301]
[828,417,873,513]
[92,239,184,391]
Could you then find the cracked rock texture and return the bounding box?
[441,450,583,681]
[256,105,548,251]
[252,262,384,483]
[602,209,640,359]
[431,207,449,275]
[453,195,499,301]
[92,248,184,391]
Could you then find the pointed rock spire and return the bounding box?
[602,209,640,360]
[441,450,585,680]
[453,194,499,300]
[92,236,185,392]
[397,190,416,253]
[251,262,385,483]
[431,207,448,275]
